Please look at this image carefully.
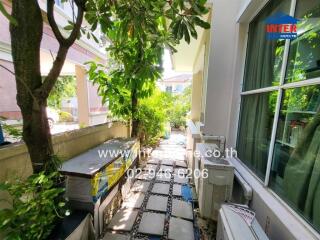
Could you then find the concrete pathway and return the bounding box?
[103,132,195,240]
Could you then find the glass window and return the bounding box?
[237,92,277,179]
[243,0,291,91]
[270,85,320,231]
[285,1,320,83]
[166,86,173,93]
[239,0,320,234]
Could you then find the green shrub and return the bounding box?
[137,90,171,146]
[47,76,76,109]
[59,111,73,122]
[0,171,67,240]
[168,86,191,128]
[169,104,188,128]
[137,104,164,146]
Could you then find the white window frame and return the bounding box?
[238,0,320,186]
[234,0,320,237]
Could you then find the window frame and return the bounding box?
[234,0,320,237]
[238,0,320,187]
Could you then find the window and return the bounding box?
[238,0,291,179]
[237,92,276,179]
[270,85,320,230]
[166,86,173,93]
[285,0,320,83]
[243,0,291,91]
[237,0,320,232]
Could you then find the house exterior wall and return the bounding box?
[0,0,107,125]
[202,0,246,136]
[191,45,205,122]
[0,59,20,119]
[202,0,320,239]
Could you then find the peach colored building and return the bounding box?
[158,74,192,95]
[0,0,107,126]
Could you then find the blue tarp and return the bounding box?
[181,185,193,202]
[0,124,4,144]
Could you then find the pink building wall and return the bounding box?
[0,60,20,119]
[0,1,106,121]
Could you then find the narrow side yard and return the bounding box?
[104,132,195,240]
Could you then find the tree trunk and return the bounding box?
[10,0,54,173]
[9,0,83,173]
[22,104,54,173]
[131,87,139,137]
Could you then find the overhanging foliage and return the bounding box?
[86,0,210,136]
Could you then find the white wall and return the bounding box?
[202,0,247,137]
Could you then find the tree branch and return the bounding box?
[38,46,69,101]
[40,0,84,100]
[65,3,84,46]
[47,0,84,47]
[47,0,65,44]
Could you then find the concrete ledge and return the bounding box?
[0,121,129,182]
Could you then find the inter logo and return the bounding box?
[265,12,299,40]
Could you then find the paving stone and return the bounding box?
[151,150,163,158]
[147,158,161,164]
[122,193,145,209]
[152,183,170,195]
[138,212,165,236]
[107,208,138,231]
[103,233,129,240]
[131,180,150,193]
[174,168,189,175]
[169,217,194,240]
[173,174,189,184]
[143,164,158,172]
[135,171,154,181]
[159,165,173,173]
[161,159,174,166]
[175,160,187,168]
[172,184,182,196]
[156,173,171,182]
[146,195,168,212]
[172,199,193,220]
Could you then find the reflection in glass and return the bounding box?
[237,92,277,179]
[270,85,320,231]
[285,1,320,83]
[243,0,291,91]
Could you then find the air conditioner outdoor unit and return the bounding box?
[197,143,234,221]
[216,204,269,240]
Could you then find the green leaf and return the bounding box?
[194,17,210,29]
[63,25,74,31]
[184,27,190,44]
[91,33,99,43]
